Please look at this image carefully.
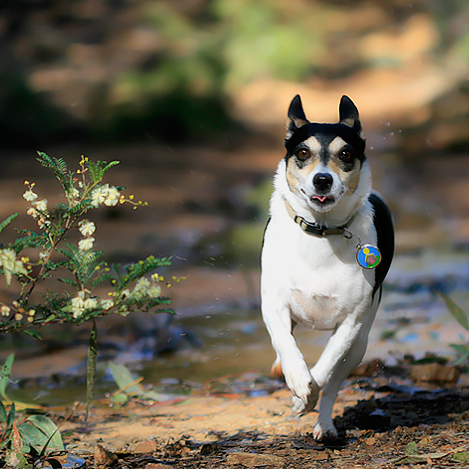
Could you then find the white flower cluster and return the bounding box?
[78,220,96,251]
[91,184,121,208]
[70,290,113,319]
[117,274,162,304]
[0,248,28,286]
[23,183,50,229]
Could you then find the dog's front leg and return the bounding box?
[262,301,319,414]
[311,300,378,440]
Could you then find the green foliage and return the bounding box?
[438,291,469,365]
[0,354,15,402]
[108,362,174,405]
[0,214,19,234]
[0,152,173,333]
[0,150,181,453]
[36,152,70,192]
[0,151,183,460]
[0,356,64,468]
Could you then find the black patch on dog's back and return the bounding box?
[369,192,394,296]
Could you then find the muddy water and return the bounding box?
[1,143,468,405]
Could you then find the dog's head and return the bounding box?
[284,95,367,214]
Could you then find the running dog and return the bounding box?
[261,95,394,440]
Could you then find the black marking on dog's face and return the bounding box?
[284,95,367,211]
[286,95,365,160]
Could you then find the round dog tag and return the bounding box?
[356,244,381,269]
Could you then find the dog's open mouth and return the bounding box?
[311,195,334,205]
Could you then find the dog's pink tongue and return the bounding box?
[313,195,329,203]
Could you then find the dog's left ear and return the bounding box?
[287,95,309,137]
[339,95,362,135]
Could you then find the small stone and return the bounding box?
[95,444,118,469]
[226,452,285,468]
[130,440,158,453]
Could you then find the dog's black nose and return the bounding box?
[313,173,333,192]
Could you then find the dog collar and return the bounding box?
[284,200,382,269]
[284,200,353,238]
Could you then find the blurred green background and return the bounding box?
[1,0,469,150]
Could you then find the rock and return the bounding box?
[411,363,460,384]
[130,440,158,453]
[95,444,118,469]
[226,452,285,468]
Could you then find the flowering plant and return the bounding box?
[0,152,177,417]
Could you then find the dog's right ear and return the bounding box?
[287,95,309,137]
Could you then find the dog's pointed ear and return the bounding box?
[287,95,309,136]
[339,95,362,134]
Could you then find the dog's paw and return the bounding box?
[289,378,320,416]
[313,421,338,441]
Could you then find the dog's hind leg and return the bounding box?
[312,293,380,440]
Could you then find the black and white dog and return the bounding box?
[261,95,394,440]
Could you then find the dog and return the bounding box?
[261,94,394,440]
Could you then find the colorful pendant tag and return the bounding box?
[356,244,381,269]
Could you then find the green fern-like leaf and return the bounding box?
[87,160,120,184]
[12,232,48,253]
[0,213,18,234]
[59,244,104,287]
[37,152,70,191]
[120,256,172,289]
[57,278,79,289]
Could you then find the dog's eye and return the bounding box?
[296,149,310,160]
[340,149,353,161]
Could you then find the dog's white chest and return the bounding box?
[290,289,342,329]
[262,215,374,330]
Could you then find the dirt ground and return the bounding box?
[20,363,464,469]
